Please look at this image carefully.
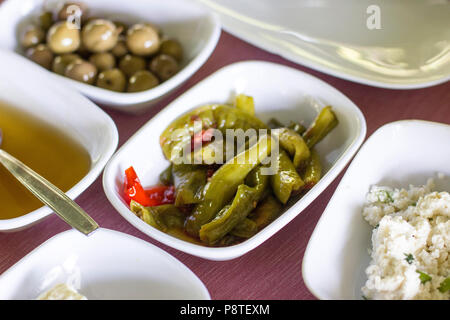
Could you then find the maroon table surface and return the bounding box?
[0,30,449,300]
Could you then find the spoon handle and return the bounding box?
[0,149,98,235]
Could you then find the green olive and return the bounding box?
[65,60,97,84]
[20,25,45,48]
[111,38,128,58]
[127,70,159,92]
[82,19,120,52]
[39,11,54,32]
[126,23,160,56]
[83,16,101,25]
[144,22,162,36]
[58,2,87,21]
[118,54,146,77]
[149,54,179,81]
[160,38,183,62]
[26,44,54,69]
[89,52,116,71]
[96,68,127,92]
[52,53,81,75]
[47,21,80,54]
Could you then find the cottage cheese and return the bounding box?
[361,179,449,300]
[37,283,87,300]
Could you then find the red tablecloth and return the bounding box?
[0,30,449,300]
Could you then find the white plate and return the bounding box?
[302,120,450,300]
[102,60,367,261]
[0,49,118,231]
[0,228,210,300]
[0,0,221,113]
[195,0,450,89]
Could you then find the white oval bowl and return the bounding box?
[0,228,210,300]
[303,120,450,299]
[194,0,450,89]
[0,0,221,113]
[102,60,367,261]
[0,49,118,232]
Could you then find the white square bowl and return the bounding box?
[0,0,221,113]
[0,49,118,231]
[302,120,450,300]
[0,228,210,300]
[102,60,367,261]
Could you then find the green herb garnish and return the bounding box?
[438,277,450,293]
[385,191,394,203]
[377,190,394,204]
[404,253,414,265]
[417,271,432,284]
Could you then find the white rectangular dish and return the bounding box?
[0,0,221,113]
[302,120,450,300]
[103,60,366,261]
[0,228,210,300]
[0,49,118,232]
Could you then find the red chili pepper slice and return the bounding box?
[145,185,175,205]
[125,166,139,186]
[124,166,175,206]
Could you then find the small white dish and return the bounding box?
[102,60,367,261]
[0,49,118,232]
[195,0,450,89]
[0,228,210,300]
[302,120,450,300]
[0,0,221,113]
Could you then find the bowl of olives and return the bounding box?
[0,0,221,113]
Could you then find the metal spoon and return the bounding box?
[0,128,98,235]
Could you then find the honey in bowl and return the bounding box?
[0,102,91,220]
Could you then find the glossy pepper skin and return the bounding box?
[171,164,207,206]
[230,218,258,238]
[199,184,259,244]
[160,105,215,162]
[303,106,339,149]
[248,195,283,229]
[130,200,185,232]
[185,134,273,237]
[213,105,267,132]
[270,150,304,204]
[229,165,270,236]
[188,136,226,165]
[159,164,173,185]
[199,165,269,244]
[160,104,267,162]
[234,93,255,115]
[273,127,310,169]
[130,99,340,247]
[244,165,270,199]
[288,121,306,135]
[302,149,322,189]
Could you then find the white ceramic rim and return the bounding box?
[0,49,119,231]
[301,119,450,299]
[0,0,222,109]
[221,25,450,90]
[103,60,367,260]
[58,13,221,106]
[0,227,211,300]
